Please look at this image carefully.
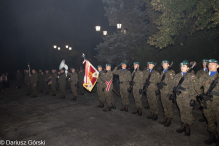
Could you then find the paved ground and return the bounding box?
[0,81,210,146]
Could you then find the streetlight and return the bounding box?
[65,45,69,48]
[53,45,57,49]
[103,31,107,35]
[69,47,72,50]
[117,23,122,29]
[95,26,101,31]
[58,47,61,50]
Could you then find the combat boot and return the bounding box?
[125,105,129,112]
[204,132,217,144]
[132,108,139,114]
[146,113,154,119]
[159,116,167,124]
[120,105,125,111]
[96,102,104,108]
[138,108,142,116]
[111,103,116,109]
[164,117,171,127]
[185,124,191,136]
[176,122,186,133]
[152,114,158,121]
[103,106,111,112]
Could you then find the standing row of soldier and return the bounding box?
[96,59,219,146]
[23,68,85,99]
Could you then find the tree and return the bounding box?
[95,0,147,64]
[144,0,219,49]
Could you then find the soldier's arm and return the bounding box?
[112,67,119,75]
[190,75,200,99]
[167,71,175,94]
[76,74,78,83]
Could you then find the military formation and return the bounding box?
[15,58,219,146]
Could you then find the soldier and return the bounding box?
[100,64,115,112]
[143,62,150,109]
[131,62,144,116]
[112,62,131,112]
[78,68,85,95]
[67,68,78,101]
[144,62,160,120]
[55,69,59,90]
[24,69,31,95]
[15,70,23,88]
[58,69,66,99]
[43,70,50,94]
[96,65,105,108]
[157,60,175,127]
[196,59,209,122]
[37,69,44,92]
[30,69,38,98]
[50,69,57,96]
[171,60,198,136]
[197,59,219,145]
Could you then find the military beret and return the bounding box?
[207,59,218,66]
[146,62,150,66]
[133,62,139,65]
[98,65,102,68]
[71,68,75,70]
[179,60,189,67]
[202,59,208,63]
[161,60,169,66]
[106,64,111,66]
[121,62,127,65]
[148,62,155,65]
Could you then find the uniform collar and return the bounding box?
[182,72,187,75]
[204,68,208,71]
[149,69,152,72]
[163,69,167,73]
[122,69,126,71]
[209,71,217,77]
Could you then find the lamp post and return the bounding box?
[117,23,122,29]
[103,31,107,35]
[58,47,61,50]
[65,45,69,48]
[53,45,57,49]
[69,47,72,50]
[95,26,101,31]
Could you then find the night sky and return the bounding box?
[0,0,112,77]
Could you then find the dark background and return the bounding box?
[0,0,115,78]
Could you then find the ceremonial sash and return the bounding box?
[105,77,113,91]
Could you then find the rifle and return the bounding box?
[156,62,173,90]
[143,63,157,91]
[127,69,137,93]
[200,76,219,109]
[170,62,196,102]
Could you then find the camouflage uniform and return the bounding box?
[51,73,57,95]
[30,73,38,97]
[171,72,198,126]
[197,73,219,135]
[67,72,78,98]
[96,71,105,105]
[78,71,84,95]
[24,72,31,95]
[143,69,150,107]
[196,68,208,79]
[43,73,50,94]
[159,69,175,119]
[37,72,44,92]
[15,72,23,88]
[132,69,144,109]
[112,67,131,107]
[58,73,66,98]
[145,70,160,115]
[100,70,115,107]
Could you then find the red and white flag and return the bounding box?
[83,60,99,92]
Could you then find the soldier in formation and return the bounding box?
[24,69,31,95]
[112,62,131,112]
[100,64,116,112]
[30,69,38,98]
[67,68,78,101]
[96,65,105,108]
[78,68,85,95]
[37,69,44,92]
